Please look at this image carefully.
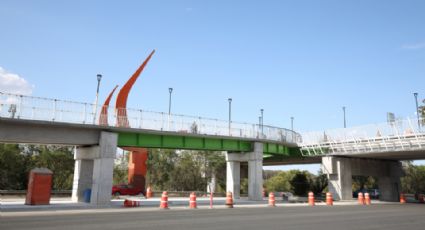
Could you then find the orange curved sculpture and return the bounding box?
[115,50,155,127]
[99,85,119,126]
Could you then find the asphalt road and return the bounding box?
[2,204,425,230]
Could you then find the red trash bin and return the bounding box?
[25,168,53,205]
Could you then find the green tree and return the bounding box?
[401,163,425,194]
[310,170,328,194]
[290,172,310,196]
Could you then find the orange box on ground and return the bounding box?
[25,168,53,205]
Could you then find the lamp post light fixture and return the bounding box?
[93,74,102,124]
[228,98,232,135]
[414,92,420,129]
[342,106,346,128]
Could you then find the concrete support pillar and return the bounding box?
[378,161,402,202]
[248,142,263,201]
[71,131,117,206]
[322,156,352,200]
[226,142,263,201]
[226,160,241,199]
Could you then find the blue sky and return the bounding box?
[1,1,425,173]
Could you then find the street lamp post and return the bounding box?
[168,88,173,130]
[260,109,264,136]
[93,74,102,124]
[414,93,420,129]
[228,98,232,135]
[290,116,294,142]
[342,106,346,128]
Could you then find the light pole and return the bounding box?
[414,93,420,129]
[228,98,232,135]
[93,74,102,124]
[168,88,173,130]
[342,106,346,128]
[260,109,264,136]
[291,116,294,142]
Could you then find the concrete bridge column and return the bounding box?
[226,142,263,201]
[322,156,352,200]
[72,131,117,206]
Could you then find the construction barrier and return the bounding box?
[308,192,315,206]
[358,192,364,205]
[400,193,406,204]
[225,192,233,208]
[268,192,276,207]
[160,191,169,209]
[123,199,140,207]
[364,193,371,205]
[189,192,197,209]
[326,192,333,206]
[146,186,153,199]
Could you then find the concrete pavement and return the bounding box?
[2,204,425,230]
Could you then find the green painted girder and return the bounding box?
[118,132,252,152]
[118,132,301,157]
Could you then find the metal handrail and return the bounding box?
[0,91,301,144]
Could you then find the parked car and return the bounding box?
[353,189,379,199]
[112,184,144,196]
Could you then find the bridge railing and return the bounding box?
[0,92,302,144]
[299,117,425,156]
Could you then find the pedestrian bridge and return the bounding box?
[0,92,302,159]
[300,117,425,161]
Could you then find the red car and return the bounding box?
[112,184,144,196]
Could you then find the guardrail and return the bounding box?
[299,117,425,156]
[0,92,302,144]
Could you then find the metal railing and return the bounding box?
[0,92,301,144]
[299,117,425,156]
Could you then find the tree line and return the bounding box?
[2,143,425,197]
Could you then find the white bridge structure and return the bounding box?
[300,117,425,160]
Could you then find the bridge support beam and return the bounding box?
[72,131,117,205]
[322,156,403,201]
[226,142,263,201]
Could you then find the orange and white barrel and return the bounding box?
[160,191,169,209]
[326,192,333,206]
[358,192,364,205]
[364,193,371,205]
[268,192,276,207]
[225,192,233,208]
[308,192,315,206]
[146,186,153,199]
[189,192,197,209]
[400,193,406,204]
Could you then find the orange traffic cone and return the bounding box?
[225,192,233,208]
[326,192,333,206]
[358,192,364,205]
[364,193,371,205]
[189,192,197,209]
[160,191,169,209]
[400,193,406,204]
[268,192,276,207]
[146,186,153,199]
[308,192,315,206]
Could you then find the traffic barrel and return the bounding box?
[400,193,406,204]
[225,192,233,208]
[326,192,333,206]
[358,192,364,205]
[146,186,153,199]
[189,192,197,209]
[364,193,371,205]
[419,194,424,203]
[308,192,315,206]
[268,192,276,207]
[160,191,169,209]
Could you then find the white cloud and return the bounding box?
[0,67,33,95]
[402,42,425,50]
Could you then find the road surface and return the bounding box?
[2,204,425,230]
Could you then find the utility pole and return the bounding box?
[342,106,346,128]
[228,98,232,135]
[93,74,102,124]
